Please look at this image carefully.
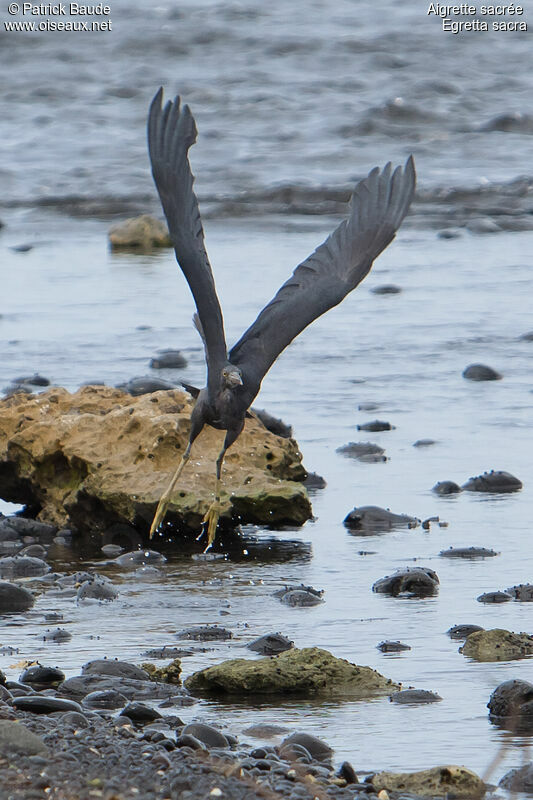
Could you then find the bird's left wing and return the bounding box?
[229,157,416,388]
[148,89,228,396]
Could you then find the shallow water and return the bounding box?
[1,0,532,786]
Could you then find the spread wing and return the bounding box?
[147,89,227,397]
[229,157,416,388]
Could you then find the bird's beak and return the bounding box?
[228,371,243,388]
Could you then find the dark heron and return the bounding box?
[148,88,416,548]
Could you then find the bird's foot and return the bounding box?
[199,501,222,552]
[149,492,173,539]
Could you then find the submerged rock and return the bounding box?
[462,363,502,381]
[447,624,484,640]
[344,505,419,532]
[377,641,411,653]
[0,385,311,535]
[500,763,533,793]
[117,376,177,395]
[432,480,462,495]
[248,633,294,655]
[356,420,394,432]
[390,689,442,704]
[371,284,402,294]
[0,555,50,578]
[336,442,386,462]
[108,215,172,250]
[439,546,498,559]
[477,591,511,604]
[460,629,533,662]
[281,732,333,762]
[176,626,232,641]
[372,766,485,798]
[372,567,439,597]
[77,579,118,602]
[185,647,399,698]
[462,470,522,493]
[488,679,533,731]
[273,584,324,607]
[149,350,188,370]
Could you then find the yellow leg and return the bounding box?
[149,446,191,538]
[201,475,222,552]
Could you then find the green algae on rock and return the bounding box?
[460,628,533,662]
[185,647,399,698]
[372,766,485,798]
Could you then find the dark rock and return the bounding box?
[1,517,56,540]
[59,674,177,701]
[371,284,402,294]
[344,505,419,532]
[254,409,292,438]
[143,646,194,659]
[0,555,51,578]
[280,732,333,762]
[279,589,324,607]
[56,571,94,587]
[13,374,50,387]
[181,722,229,748]
[82,689,128,709]
[302,472,327,489]
[519,331,533,342]
[20,665,64,689]
[175,626,232,641]
[82,660,151,681]
[149,350,188,369]
[500,763,533,792]
[506,584,533,601]
[248,633,294,655]
[439,546,499,559]
[377,641,411,653]
[462,470,522,493]
[438,228,462,239]
[42,628,72,643]
[117,376,176,395]
[336,442,385,462]
[0,720,48,755]
[413,439,437,447]
[373,567,439,597]
[12,696,82,714]
[338,761,359,784]
[278,742,312,762]
[477,591,512,604]
[356,420,394,432]
[18,544,47,558]
[447,624,484,640]
[462,363,502,381]
[175,733,207,750]
[0,580,34,612]
[481,112,533,133]
[390,689,442,704]
[358,402,380,411]
[488,679,533,731]
[77,579,118,602]
[113,549,167,567]
[119,702,163,724]
[432,480,462,495]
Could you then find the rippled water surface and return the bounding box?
[1,0,532,786]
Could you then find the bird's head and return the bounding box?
[221,364,243,389]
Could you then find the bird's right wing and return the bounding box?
[229,157,416,388]
[148,89,228,396]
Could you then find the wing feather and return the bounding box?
[229,157,416,388]
[147,89,227,397]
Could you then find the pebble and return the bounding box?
[82,689,128,709]
[119,702,163,724]
[181,722,229,748]
[12,696,83,714]
[20,664,65,690]
[280,732,333,762]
